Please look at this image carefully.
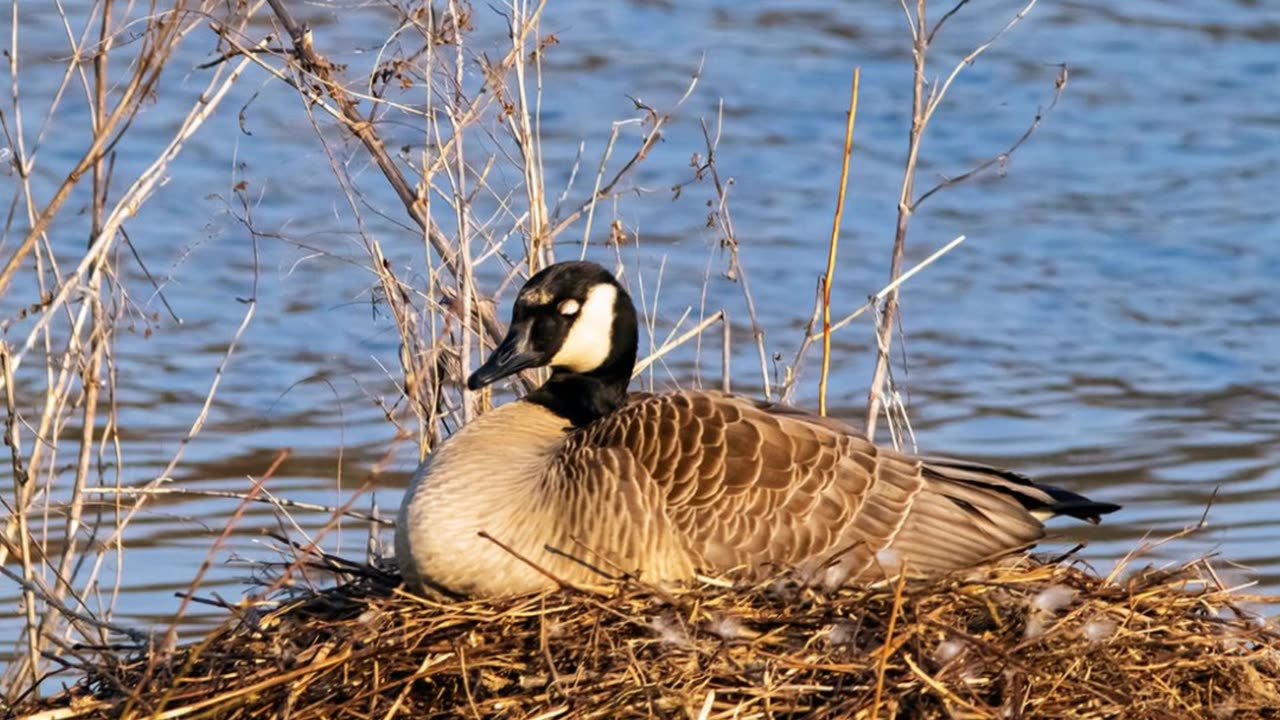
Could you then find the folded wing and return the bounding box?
[559,391,1117,584]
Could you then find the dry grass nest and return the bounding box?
[18,549,1280,720]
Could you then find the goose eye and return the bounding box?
[558,299,581,316]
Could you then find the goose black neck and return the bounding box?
[526,285,638,428]
[526,371,628,428]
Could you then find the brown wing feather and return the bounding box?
[560,390,1057,585]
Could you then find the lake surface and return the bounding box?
[3,0,1279,666]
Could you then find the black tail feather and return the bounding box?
[922,457,1121,524]
[1039,484,1122,524]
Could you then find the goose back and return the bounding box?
[560,390,1051,586]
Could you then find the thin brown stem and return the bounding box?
[913,63,1065,211]
[866,0,1039,439]
[2,342,39,696]
[865,0,927,439]
[871,569,910,718]
[819,68,860,417]
[37,0,116,671]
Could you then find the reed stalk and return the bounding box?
[818,68,860,417]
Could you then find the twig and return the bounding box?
[721,309,731,393]
[2,342,39,693]
[81,486,394,526]
[927,0,970,44]
[913,62,1065,210]
[632,310,725,377]
[818,68,860,416]
[865,0,1042,438]
[870,569,909,718]
[821,235,966,338]
[698,110,772,399]
[477,531,575,593]
[865,0,927,439]
[44,5,116,644]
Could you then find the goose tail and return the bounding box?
[921,457,1121,525]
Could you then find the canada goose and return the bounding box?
[395,261,1119,597]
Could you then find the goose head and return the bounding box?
[468,261,638,426]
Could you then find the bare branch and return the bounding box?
[913,64,1066,210]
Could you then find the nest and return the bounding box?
[18,552,1280,719]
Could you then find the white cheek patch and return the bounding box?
[549,284,616,372]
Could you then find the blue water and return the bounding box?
[2,0,1278,667]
